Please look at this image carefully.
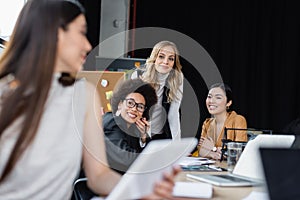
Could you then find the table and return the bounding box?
[174,161,267,200]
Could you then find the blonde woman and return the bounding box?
[133,41,183,140]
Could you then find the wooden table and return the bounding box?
[174,161,267,200]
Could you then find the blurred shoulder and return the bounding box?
[179,72,184,82]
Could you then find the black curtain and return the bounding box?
[79,0,101,48]
[133,0,300,133]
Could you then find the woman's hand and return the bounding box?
[198,137,215,157]
[136,118,150,143]
[198,136,207,147]
[141,166,181,200]
[208,148,222,160]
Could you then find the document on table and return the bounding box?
[173,181,213,198]
[178,156,215,166]
[90,182,213,200]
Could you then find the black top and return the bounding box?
[103,112,148,174]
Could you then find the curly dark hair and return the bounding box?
[110,78,158,119]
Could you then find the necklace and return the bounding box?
[211,119,217,150]
[211,123,217,152]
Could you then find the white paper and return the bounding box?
[172,181,213,198]
[178,156,215,166]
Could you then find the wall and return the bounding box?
[81,0,300,133]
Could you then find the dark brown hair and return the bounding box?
[209,83,233,103]
[0,0,85,182]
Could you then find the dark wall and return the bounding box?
[133,0,300,132]
[82,0,300,133]
[79,0,101,48]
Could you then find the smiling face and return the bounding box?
[118,93,145,124]
[55,14,92,73]
[154,45,175,74]
[206,87,232,116]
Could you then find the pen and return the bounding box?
[208,166,222,171]
[207,165,228,171]
[219,167,228,171]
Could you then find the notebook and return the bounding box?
[260,147,300,200]
[105,137,197,200]
[186,134,295,187]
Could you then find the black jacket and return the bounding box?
[103,112,147,174]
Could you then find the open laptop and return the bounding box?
[290,134,300,148]
[260,147,300,200]
[186,134,295,187]
[105,137,197,200]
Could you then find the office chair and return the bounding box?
[220,127,271,161]
[73,177,97,200]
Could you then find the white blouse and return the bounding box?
[0,75,86,199]
[132,71,183,140]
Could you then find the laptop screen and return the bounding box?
[260,148,300,200]
[233,134,295,180]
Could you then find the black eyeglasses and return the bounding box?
[124,98,146,112]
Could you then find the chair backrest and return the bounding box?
[220,127,272,161]
[247,130,263,141]
[73,178,97,200]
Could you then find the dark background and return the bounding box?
[80,0,300,135]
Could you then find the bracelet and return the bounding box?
[212,147,217,152]
[141,136,147,143]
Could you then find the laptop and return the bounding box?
[105,137,197,200]
[186,134,295,187]
[260,147,300,200]
[290,134,300,148]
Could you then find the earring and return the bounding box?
[116,110,121,116]
[226,106,230,110]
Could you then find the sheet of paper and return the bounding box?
[178,156,215,166]
[173,181,213,198]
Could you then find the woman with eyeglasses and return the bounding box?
[103,78,158,174]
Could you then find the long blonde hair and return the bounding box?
[142,41,183,102]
